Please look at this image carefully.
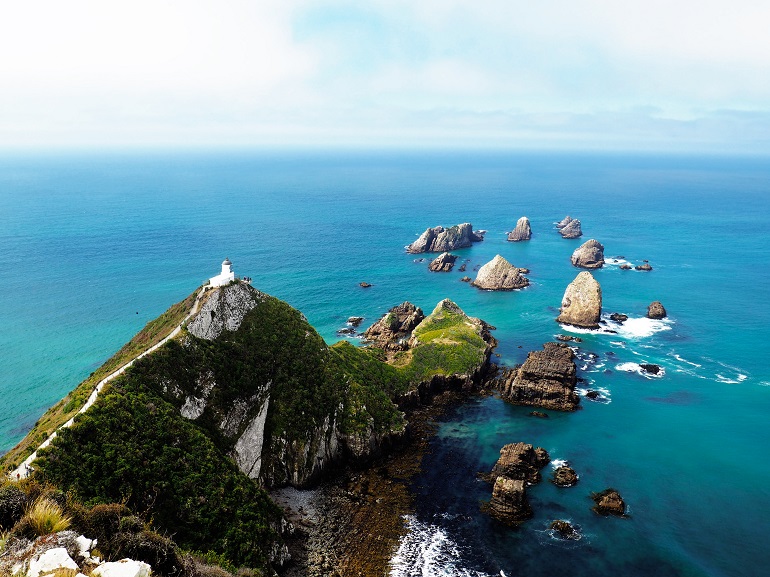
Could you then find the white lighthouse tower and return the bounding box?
[209,258,235,287]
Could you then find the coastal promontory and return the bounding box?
[406,223,484,253]
[556,271,602,329]
[470,254,529,290]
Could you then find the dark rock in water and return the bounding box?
[553,465,579,487]
[609,312,628,323]
[488,477,531,525]
[529,411,549,418]
[348,316,364,327]
[508,216,532,241]
[428,252,458,272]
[555,334,582,343]
[458,263,467,272]
[362,302,424,353]
[471,255,530,291]
[571,239,604,269]
[647,301,667,319]
[473,264,481,271]
[615,255,625,259]
[556,215,573,229]
[585,390,600,399]
[499,342,580,411]
[337,327,356,335]
[560,219,583,239]
[359,282,372,288]
[406,223,484,253]
[550,519,581,540]
[640,363,661,375]
[619,264,632,270]
[635,263,653,271]
[556,271,602,329]
[643,259,649,263]
[460,276,472,282]
[591,488,627,516]
[490,442,550,484]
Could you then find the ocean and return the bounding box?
[1,150,769,576]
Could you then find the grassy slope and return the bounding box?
[1,290,198,471]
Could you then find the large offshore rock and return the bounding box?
[647,301,667,319]
[556,271,602,329]
[362,302,425,352]
[571,239,605,269]
[591,488,627,516]
[187,283,264,340]
[552,465,579,487]
[490,442,550,484]
[507,216,532,241]
[499,342,579,411]
[428,252,458,272]
[471,255,529,290]
[559,219,583,239]
[406,223,484,253]
[488,477,532,525]
[556,215,574,229]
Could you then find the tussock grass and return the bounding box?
[24,497,72,535]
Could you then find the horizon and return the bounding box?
[3,1,770,154]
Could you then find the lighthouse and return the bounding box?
[208,258,235,287]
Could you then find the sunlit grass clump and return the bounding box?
[24,497,72,536]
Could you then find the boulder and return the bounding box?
[428,252,458,272]
[640,364,661,375]
[490,443,550,484]
[619,264,632,270]
[460,276,472,282]
[560,219,582,239]
[471,255,529,291]
[635,263,652,271]
[552,465,579,487]
[556,271,602,329]
[550,520,580,540]
[529,411,549,418]
[591,488,627,516]
[28,547,80,577]
[507,217,532,241]
[609,313,628,323]
[92,559,152,577]
[570,239,604,269]
[359,281,372,288]
[458,263,467,272]
[647,301,667,319]
[347,317,364,327]
[555,334,582,343]
[556,216,573,229]
[488,477,532,525]
[362,302,424,353]
[406,223,484,253]
[499,342,579,411]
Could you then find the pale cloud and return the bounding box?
[1,0,769,150]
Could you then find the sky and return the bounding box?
[2,0,770,152]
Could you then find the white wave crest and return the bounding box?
[715,373,748,384]
[559,315,672,339]
[551,459,568,469]
[615,362,665,379]
[390,515,491,577]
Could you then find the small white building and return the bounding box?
[209,258,235,287]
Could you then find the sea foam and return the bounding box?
[615,362,665,379]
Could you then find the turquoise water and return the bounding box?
[1,151,769,576]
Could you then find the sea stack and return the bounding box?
[486,442,550,525]
[571,239,605,269]
[556,215,573,229]
[647,301,667,319]
[507,217,532,242]
[471,255,529,290]
[428,252,457,272]
[556,271,602,329]
[406,223,484,253]
[559,219,583,239]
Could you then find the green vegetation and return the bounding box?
[1,290,199,471]
[395,301,488,381]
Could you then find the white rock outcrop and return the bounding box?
[187,283,264,340]
[92,559,152,577]
[26,548,79,577]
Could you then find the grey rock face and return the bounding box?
[647,301,667,319]
[559,219,583,239]
[406,223,484,253]
[428,252,458,272]
[362,302,425,353]
[571,239,605,269]
[187,283,264,340]
[508,216,532,241]
[556,271,602,329]
[471,255,529,290]
[556,215,573,229]
[490,442,550,484]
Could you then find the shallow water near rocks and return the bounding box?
[1,150,769,576]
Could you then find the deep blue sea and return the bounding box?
[1,150,769,577]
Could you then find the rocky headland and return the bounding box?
[498,342,580,411]
[556,271,602,329]
[470,254,529,291]
[406,223,484,253]
[507,216,532,241]
[571,239,605,269]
